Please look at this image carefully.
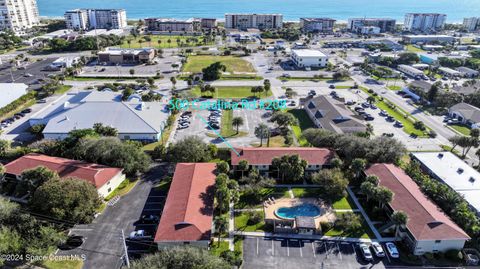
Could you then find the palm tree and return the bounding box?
[254,123,269,147]
[127,40,131,48]
[366,123,374,138]
[366,96,376,104]
[238,160,249,177]
[232,117,244,134]
[213,215,228,244]
[167,39,171,48]
[351,158,367,180]
[391,211,408,241]
[360,181,376,202]
[157,39,162,48]
[374,187,393,209]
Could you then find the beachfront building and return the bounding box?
[144,18,215,33]
[29,90,169,142]
[154,163,216,248]
[3,153,125,198]
[231,147,334,176]
[300,18,336,33]
[411,152,480,215]
[402,35,456,44]
[225,13,283,30]
[403,13,446,32]
[64,9,127,30]
[291,49,328,68]
[347,18,396,33]
[0,0,39,34]
[463,17,480,32]
[397,64,425,79]
[303,95,367,134]
[97,47,156,64]
[365,164,470,255]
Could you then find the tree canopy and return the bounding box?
[311,168,348,202]
[166,136,214,162]
[131,247,230,269]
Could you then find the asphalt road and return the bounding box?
[57,163,169,269]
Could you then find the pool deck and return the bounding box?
[263,198,336,227]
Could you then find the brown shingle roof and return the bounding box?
[154,163,216,242]
[365,163,470,241]
[4,153,123,189]
[231,147,334,166]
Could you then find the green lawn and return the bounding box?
[104,178,138,201]
[287,109,315,146]
[406,44,425,53]
[190,86,272,99]
[388,86,402,91]
[55,85,73,95]
[250,135,287,147]
[142,118,176,151]
[182,55,256,73]
[277,76,351,82]
[291,188,320,198]
[219,109,248,138]
[332,195,358,210]
[41,260,83,269]
[324,213,375,239]
[220,74,263,80]
[449,124,471,136]
[234,211,268,232]
[236,188,290,209]
[210,241,230,256]
[121,35,214,49]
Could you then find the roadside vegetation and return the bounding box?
[182,55,255,73]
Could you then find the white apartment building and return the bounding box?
[0,0,39,34]
[225,13,283,30]
[347,18,396,33]
[404,13,446,32]
[291,49,328,68]
[463,17,480,32]
[300,18,336,33]
[64,9,127,30]
[398,64,424,78]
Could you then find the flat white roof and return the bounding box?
[292,49,326,57]
[0,83,28,109]
[412,151,480,212]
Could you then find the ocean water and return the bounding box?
[38,0,480,22]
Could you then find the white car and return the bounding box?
[359,243,373,261]
[129,230,151,240]
[385,242,399,258]
[371,242,385,257]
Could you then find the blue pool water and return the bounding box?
[275,204,321,219]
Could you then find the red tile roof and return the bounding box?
[365,163,470,241]
[4,153,123,189]
[231,147,334,166]
[155,163,216,242]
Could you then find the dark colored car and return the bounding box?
[58,235,84,250]
[140,215,160,224]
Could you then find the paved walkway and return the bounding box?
[228,201,234,251]
[274,184,321,188]
[346,187,383,240]
[233,231,373,243]
[287,187,294,198]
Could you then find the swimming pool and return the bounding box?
[275,203,321,219]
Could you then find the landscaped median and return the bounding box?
[360,87,433,137]
[189,86,272,99]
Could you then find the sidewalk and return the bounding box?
[346,187,383,240]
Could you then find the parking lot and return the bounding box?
[0,58,61,86]
[243,237,387,269]
[171,102,276,147]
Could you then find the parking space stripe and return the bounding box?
[337,243,342,260]
[256,237,259,255]
[287,239,289,256]
[272,239,274,256]
[299,240,303,257]
[311,242,316,257]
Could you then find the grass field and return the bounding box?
[190,86,272,99]
[121,35,213,49]
[323,213,375,239]
[236,188,290,209]
[182,55,256,73]
[388,86,402,91]
[287,109,315,146]
[234,211,268,232]
[220,109,248,138]
[449,124,471,136]
[41,260,83,269]
[332,195,358,210]
[406,44,425,53]
[210,241,230,256]
[104,178,137,201]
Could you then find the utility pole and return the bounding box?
[121,229,130,268]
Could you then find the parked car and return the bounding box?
[394,121,404,128]
[289,101,296,106]
[354,106,364,112]
[330,91,337,96]
[36,99,47,104]
[21,108,32,113]
[129,230,152,240]
[386,116,395,122]
[361,102,370,108]
[370,104,377,110]
[329,84,335,89]
[371,242,385,257]
[140,215,160,224]
[24,73,33,77]
[363,114,374,121]
[379,110,388,117]
[385,242,399,258]
[58,235,84,250]
[210,123,220,129]
[359,243,373,261]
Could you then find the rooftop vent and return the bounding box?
[469,177,476,183]
[438,153,444,159]
[457,168,464,174]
